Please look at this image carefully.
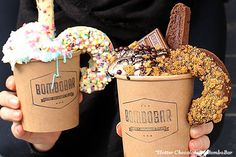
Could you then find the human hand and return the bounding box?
[116,121,213,157]
[0,75,83,152]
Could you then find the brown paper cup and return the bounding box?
[13,55,80,132]
[116,74,194,157]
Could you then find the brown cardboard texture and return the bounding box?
[13,55,80,132]
[116,74,194,157]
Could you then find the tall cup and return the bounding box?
[116,74,194,157]
[13,54,80,132]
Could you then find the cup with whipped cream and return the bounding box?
[2,0,114,132]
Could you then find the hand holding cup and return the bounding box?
[0,75,83,151]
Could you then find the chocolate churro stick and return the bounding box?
[165,3,191,49]
[36,0,55,37]
[137,28,168,49]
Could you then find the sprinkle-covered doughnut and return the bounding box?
[58,26,114,93]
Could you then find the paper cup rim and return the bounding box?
[115,73,193,81]
[29,53,80,63]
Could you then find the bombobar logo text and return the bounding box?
[122,98,178,143]
[30,71,78,109]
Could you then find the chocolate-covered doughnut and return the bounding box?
[165,46,232,125]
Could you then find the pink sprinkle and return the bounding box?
[36,37,40,42]
[43,25,49,30]
[50,48,56,53]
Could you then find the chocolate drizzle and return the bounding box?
[109,45,169,77]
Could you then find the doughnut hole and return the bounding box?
[80,53,91,68]
[193,78,204,99]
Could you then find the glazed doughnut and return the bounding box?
[58,26,114,93]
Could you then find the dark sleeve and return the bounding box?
[27,143,48,156]
[188,0,226,147]
[17,0,38,28]
[27,142,69,157]
[0,0,17,91]
[189,0,226,61]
